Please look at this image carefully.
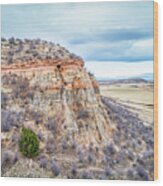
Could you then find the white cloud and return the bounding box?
[2,2,154,62]
[68,38,153,62]
[85,61,153,79]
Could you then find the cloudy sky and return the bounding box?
[1,1,154,80]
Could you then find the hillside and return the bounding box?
[1,37,82,65]
[1,38,112,178]
[98,78,152,86]
[1,38,153,180]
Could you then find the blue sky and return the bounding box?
[1,2,154,80]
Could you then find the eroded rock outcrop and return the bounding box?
[1,38,154,180]
[1,38,111,144]
[1,38,111,177]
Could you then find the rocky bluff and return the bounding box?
[1,38,111,161]
[1,38,153,180]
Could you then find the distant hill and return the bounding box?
[98,78,153,85]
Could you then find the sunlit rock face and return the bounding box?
[1,38,153,181]
[1,38,111,166]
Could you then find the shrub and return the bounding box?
[70,163,77,176]
[51,160,60,176]
[95,146,99,153]
[99,174,107,180]
[127,169,134,178]
[71,140,77,150]
[1,110,12,132]
[7,57,13,64]
[39,157,48,168]
[77,110,89,119]
[27,90,34,100]
[35,38,41,45]
[12,77,30,99]
[45,136,55,153]
[29,42,36,50]
[103,143,116,156]
[19,128,39,158]
[77,151,84,163]
[1,150,15,168]
[8,37,15,44]
[2,75,10,85]
[13,153,18,164]
[105,167,113,177]
[1,92,8,109]
[37,131,43,141]
[1,110,24,132]
[87,152,95,164]
[12,133,18,142]
[81,170,93,179]
[69,53,76,59]
[46,117,56,131]
[136,166,149,180]
[127,150,134,160]
[33,112,42,125]
[16,42,24,52]
[32,51,39,58]
[62,140,68,150]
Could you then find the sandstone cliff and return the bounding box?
[1,38,154,180]
[1,38,111,177]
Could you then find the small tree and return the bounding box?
[19,128,39,158]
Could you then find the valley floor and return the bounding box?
[100,83,154,124]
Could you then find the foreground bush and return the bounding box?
[19,128,39,158]
[51,160,60,176]
[1,110,23,132]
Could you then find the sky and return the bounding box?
[1,1,154,80]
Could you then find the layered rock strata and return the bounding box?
[1,38,111,173]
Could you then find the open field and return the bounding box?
[100,82,154,124]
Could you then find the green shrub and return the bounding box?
[19,128,39,158]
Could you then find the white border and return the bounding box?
[0,1,162,186]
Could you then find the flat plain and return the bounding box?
[100,82,154,124]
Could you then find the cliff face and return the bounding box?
[1,38,153,180]
[2,60,110,143]
[1,38,111,177]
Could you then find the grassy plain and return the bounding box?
[100,83,154,124]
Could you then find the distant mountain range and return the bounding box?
[96,73,154,83]
[98,78,153,85]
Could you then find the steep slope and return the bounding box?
[1,38,154,180]
[1,38,112,177]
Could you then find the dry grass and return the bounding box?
[100,83,154,124]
